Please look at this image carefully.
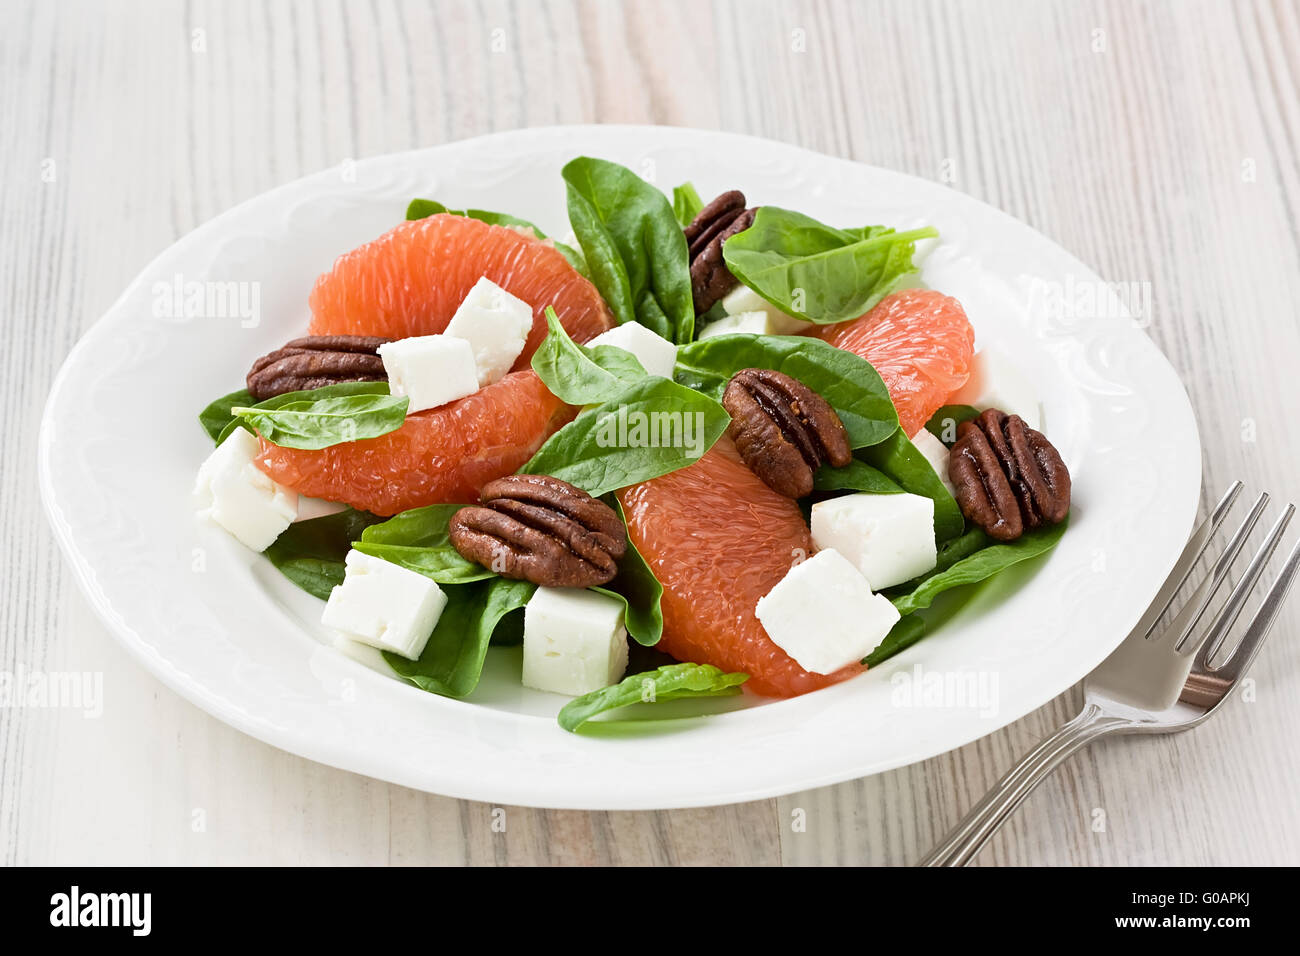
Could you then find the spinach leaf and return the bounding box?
[557,663,748,732]
[263,508,384,600]
[722,206,937,323]
[215,381,392,444]
[232,391,408,450]
[671,182,704,226]
[591,497,663,646]
[562,157,695,344]
[383,577,537,698]
[405,198,585,273]
[924,404,980,445]
[530,306,650,404]
[813,459,903,494]
[519,375,730,497]
[863,615,927,668]
[353,503,496,584]
[890,517,1068,617]
[674,334,898,448]
[857,427,964,542]
[199,387,254,442]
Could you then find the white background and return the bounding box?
[3,0,1299,864]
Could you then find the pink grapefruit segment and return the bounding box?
[808,289,975,436]
[618,437,863,698]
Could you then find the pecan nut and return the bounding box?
[448,475,628,588]
[948,409,1071,541]
[722,368,852,498]
[683,191,757,314]
[246,335,391,401]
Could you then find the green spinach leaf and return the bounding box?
[863,615,927,668]
[530,306,650,404]
[354,503,496,584]
[857,427,964,542]
[519,375,730,496]
[263,508,384,600]
[671,182,704,226]
[232,391,408,450]
[813,459,903,494]
[674,334,898,448]
[924,403,980,445]
[722,206,937,323]
[590,496,663,646]
[199,387,254,443]
[215,381,392,444]
[383,577,537,698]
[562,157,695,344]
[557,663,748,732]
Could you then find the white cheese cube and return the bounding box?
[720,285,814,334]
[442,276,535,386]
[810,492,937,590]
[585,321,678,379]
[948,350,1042,431]
[321,550,448,660]
[755,548,900,674]
[378,335,480,413]
[911,427,957,497]
[697,310,772,339]
[522,587,628,696]
[194,427,298,551]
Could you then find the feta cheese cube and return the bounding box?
[585,321,678,379]
[377,335,480,413]
[194,427,298,551]
[911,427,957,497]
[755,548,900,674]
[948,350,1042,431]
[697,310,772,339]
[321,550,448,660]
[810,492,937,590]
[720,285,814,334]
[442,276,535,386]
[522,587,628,696]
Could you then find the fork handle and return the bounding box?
[918,703,1131,866]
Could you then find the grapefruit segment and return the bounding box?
[617,437,863,698]
[256,370,572,516]
[808,289,975,437]
[307,214,613,359]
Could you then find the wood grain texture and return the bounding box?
[2,0,1297,866]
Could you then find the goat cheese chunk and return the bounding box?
[585,321,678,379]
[810,492,937,590]
[378,334,480,413]
[720,285,814,334]
[755,548,900,674]
[442,276,534,386]
[948,349,1042,431]
[321,550,448,660]
[522,587,629,696]
[911,427,957,497]
[194,427,298,551]
[697,310,773,339]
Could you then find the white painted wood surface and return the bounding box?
[3,0,1298,866]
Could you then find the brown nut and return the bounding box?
[246,335,391,401]
[722,368,852,498]
[448,474,628,588]
[948,409,1071,541]
[683,191,758,314]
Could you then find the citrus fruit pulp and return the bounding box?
[617,436,863,698]
[807,288,975,437]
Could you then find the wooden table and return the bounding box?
[4,0,1298,866]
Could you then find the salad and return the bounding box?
[194,156,1071,733]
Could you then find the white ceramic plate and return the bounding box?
[40,126,1199,809]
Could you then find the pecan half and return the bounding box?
[683,191,757,314]
[722,368,852,498]
[448,475,628,588]
[246,335,391,401]
[948,409,1071,541]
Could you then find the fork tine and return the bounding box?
[1198,533,1300,684]
[1172,491,1270,652]
[1142,481,1244,639]
[1196,504,1296,666]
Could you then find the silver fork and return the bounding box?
[919,482,1300,866]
